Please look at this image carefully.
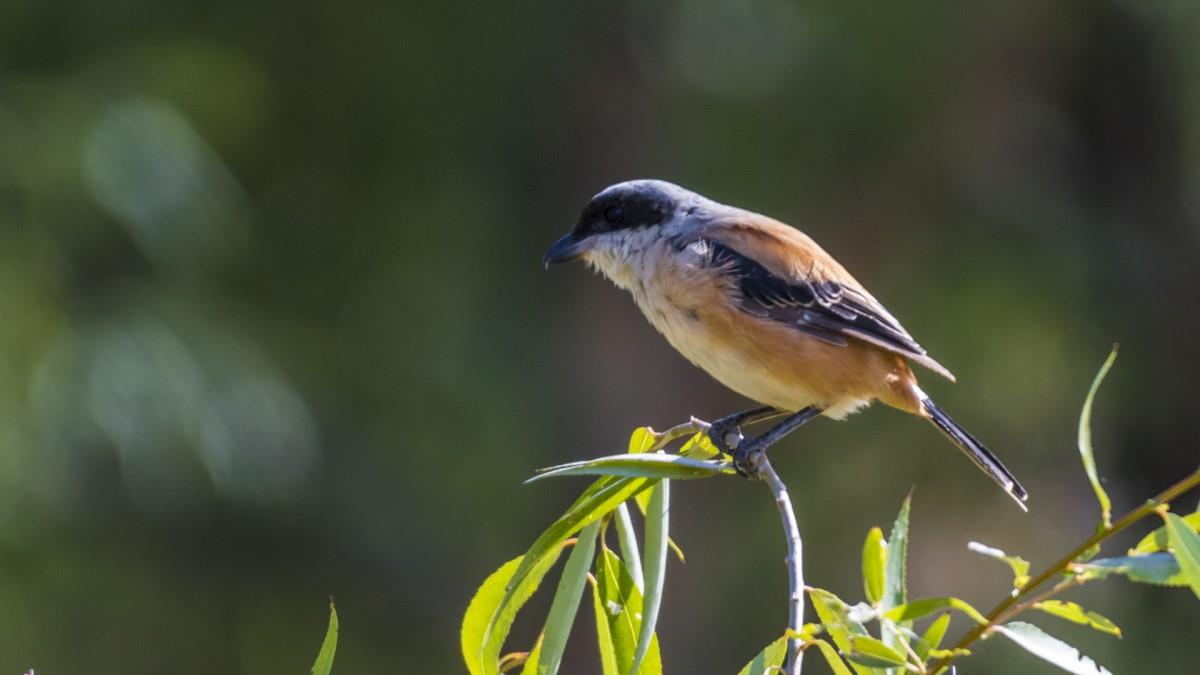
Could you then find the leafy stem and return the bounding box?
[931,465,1200,674]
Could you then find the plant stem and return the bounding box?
[930,466,1200,674]
[757,454,806,675]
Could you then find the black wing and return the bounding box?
[704,240,954,380]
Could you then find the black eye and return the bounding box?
[604,206,624,224]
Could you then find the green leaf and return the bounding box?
[1164,512,1200,599]
[628,427,657,454]
[807,638,855,675]
[518,640,542,675]
[596,548,662,674]
[845,636,907,668]
[1080,552,1187,586]
[480,477,647,675]
[883,496,910,610]
[967,541,1031,589]
[466,546,568,675]
[1078,346,1117,527]
[631,480,669,675]
[591,577,619,675]
[463,556,520,675]
[537,521,601,675]
[1133,512,1200,554]
[994,621,1112,674]
[807,587,879,675]
[735,635,788,675]
[528,453,732,483]
[678,431,719,459]
[311,600,338,675]
[1033,600,1121,638]
[612,504,645,591]
[881,496,911,666]
[862,527,887,606]
[914,613,949,662]
[883,597,987,625]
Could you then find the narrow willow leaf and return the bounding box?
[882,496,911,666]
[483,479,648,675]
[807,588,879,675]
[613,504,644,591]
[631,480,669,675]
[884,597,987,625]
[517,640,542,675]
[994,622,1112,675]
[735,635,788,675]
[914,613,950,662]
[679,432,719,459]
[1033,600,1122,638]
[463,556,522,675]
[1078,346,1117,527]
[845,636,908,668]
[1081,552,1187,586]
[862,527,887,606]
[1164,512,1200,599]
[1133,512,1200,554]
[311,601,338,675]
[808,638,856,675]
[591,578,619,675]
[967,541,1031,588]
[528,453,732,483]
[596,548,662,674]
[628,427,657,454]
[537,521,602,675]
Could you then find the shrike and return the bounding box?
[544,179,1027,509]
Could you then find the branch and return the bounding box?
[756,454,806,675]
[930,465,1200,674]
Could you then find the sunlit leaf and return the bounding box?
[1078,346,1117,527]
[845,636,907,668]
[808,587,879,675]
[463,556,521,675]
[628,427,657,454]
[517,640,541,675]
[1133,512,1200,554]
[862,527,887,606]
[735,635,787,675]
[591,577,619,675]
[914,613,949,662]
[807,638,855,675]
[311,600,338,675]
[1080,552,1187,586]
[967,541,1031,589]
[1033,600,1121,638]
[631,480,669,675]
[528,453,732,483]
[1164,512,1200,599]
[613,504,644,591]
[481,479,648,675]
[994,622,1112,675]
[882,496,911,664]
[536,521,601,675]
[883,597,986,625]
[679,432,720,459]
[596,548,662,674]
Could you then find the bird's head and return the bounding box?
[543,179,706,269]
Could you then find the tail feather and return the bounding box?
[921,397,1029,511]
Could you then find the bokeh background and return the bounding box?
[1,1,1199,673]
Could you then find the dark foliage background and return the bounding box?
[1,1,1198,672]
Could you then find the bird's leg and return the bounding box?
[707,406,787,456]
[731,406,823,478]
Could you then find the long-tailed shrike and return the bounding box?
[544,179,1027,510]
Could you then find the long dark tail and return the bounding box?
[921,397,1029,511]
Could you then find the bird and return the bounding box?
[543,179,1028,510]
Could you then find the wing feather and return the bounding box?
[693,218,956,381]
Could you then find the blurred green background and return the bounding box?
[2,1,1199,673]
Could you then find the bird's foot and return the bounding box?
[731,441,768,479]
[707,417,745,457]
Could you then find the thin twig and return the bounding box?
[757,454,806,675]
[930,466,1200,674]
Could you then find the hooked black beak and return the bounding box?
[542,233,589,269]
